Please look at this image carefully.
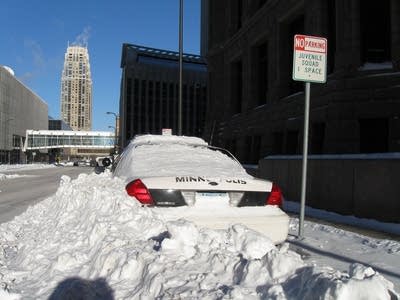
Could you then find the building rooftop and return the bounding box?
[121,43,206,67]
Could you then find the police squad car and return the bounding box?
[112,134,289,244]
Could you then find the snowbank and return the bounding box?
[0,164,55,172]
[0,172,398,299]
[0,174,34,181]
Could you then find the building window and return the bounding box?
[148,81,154,132]
[310,123,325,154]
[359,118,388,153]
[254,42,268,106]
[327,0,336,74]
[12,135,24,148]
[155,81,161,132]
[168,83,175,130]
[225,139,237,155]
[244,135,261,163]
[286,130,299,154]
[162,82,168,127]
[231,59,243,114]
[258,0,267,10]
[288,15,304,95]
[225,138,237,156]
[360,0,391,64]
[231,0,243,31]
[272,131,284,154]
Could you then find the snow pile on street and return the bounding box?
[0,174,34,181]
[0,164,54,172]
[0,172,398,299]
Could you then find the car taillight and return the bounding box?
[125,179,154,205]
[266,183,283,208]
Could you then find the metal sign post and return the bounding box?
[299,82,310,238]
[292,34,327,238]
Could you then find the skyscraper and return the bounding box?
[119,44,207,148]
[60,45,92,131]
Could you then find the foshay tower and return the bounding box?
[60,45,92,131]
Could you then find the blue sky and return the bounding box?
[1,0,201,131]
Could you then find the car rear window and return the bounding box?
[113,143,251,179]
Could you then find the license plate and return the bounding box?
[195,192,230,208]
[198,192,227,197]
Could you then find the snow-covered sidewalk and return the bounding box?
[0,172,398,299]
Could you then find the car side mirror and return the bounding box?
[102,157,112,167]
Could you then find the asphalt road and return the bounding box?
[0,166,93,224]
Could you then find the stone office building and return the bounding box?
[203,0,400,164]
[0,66,48,164]
[119,44,207,148]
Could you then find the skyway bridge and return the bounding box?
[23,130,115,151]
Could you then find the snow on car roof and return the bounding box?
[114,135,251,180]
[130,134,208,147]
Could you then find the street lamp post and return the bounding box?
[108,126,116,154]
[178,0,183,135]
[106,112,118,154]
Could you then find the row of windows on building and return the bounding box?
[230,0,390,63]
[63,81,89,93]
[125,78,207,139]
[62,103,88,111]
[227,0,392,113]
[67,53,86,61]
[229,118,390,164]
[0,135,25,164]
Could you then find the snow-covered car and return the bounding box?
[113,134,289,243]
[94,156,114,173]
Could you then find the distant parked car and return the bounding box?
[58,161,74,167]
[108,134,289,244]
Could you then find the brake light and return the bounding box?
[266,183,283,208]
[125,179,154,205]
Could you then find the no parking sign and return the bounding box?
[292,34,328,238]
[293,34,327,83]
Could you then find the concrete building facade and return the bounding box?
[0,66,48,163]
[119,44,207,148]
[60,45,92,131]
[204,0,400,164]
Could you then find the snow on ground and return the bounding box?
[0,164,55,172]
[0,164,51,183]
[0,174,35,181]
[285,200,400,236]
[0,171,398,299]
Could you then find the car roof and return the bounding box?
[130,134,208,148]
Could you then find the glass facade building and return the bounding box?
[119,44,207,148]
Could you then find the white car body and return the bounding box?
[113,134,289,244]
